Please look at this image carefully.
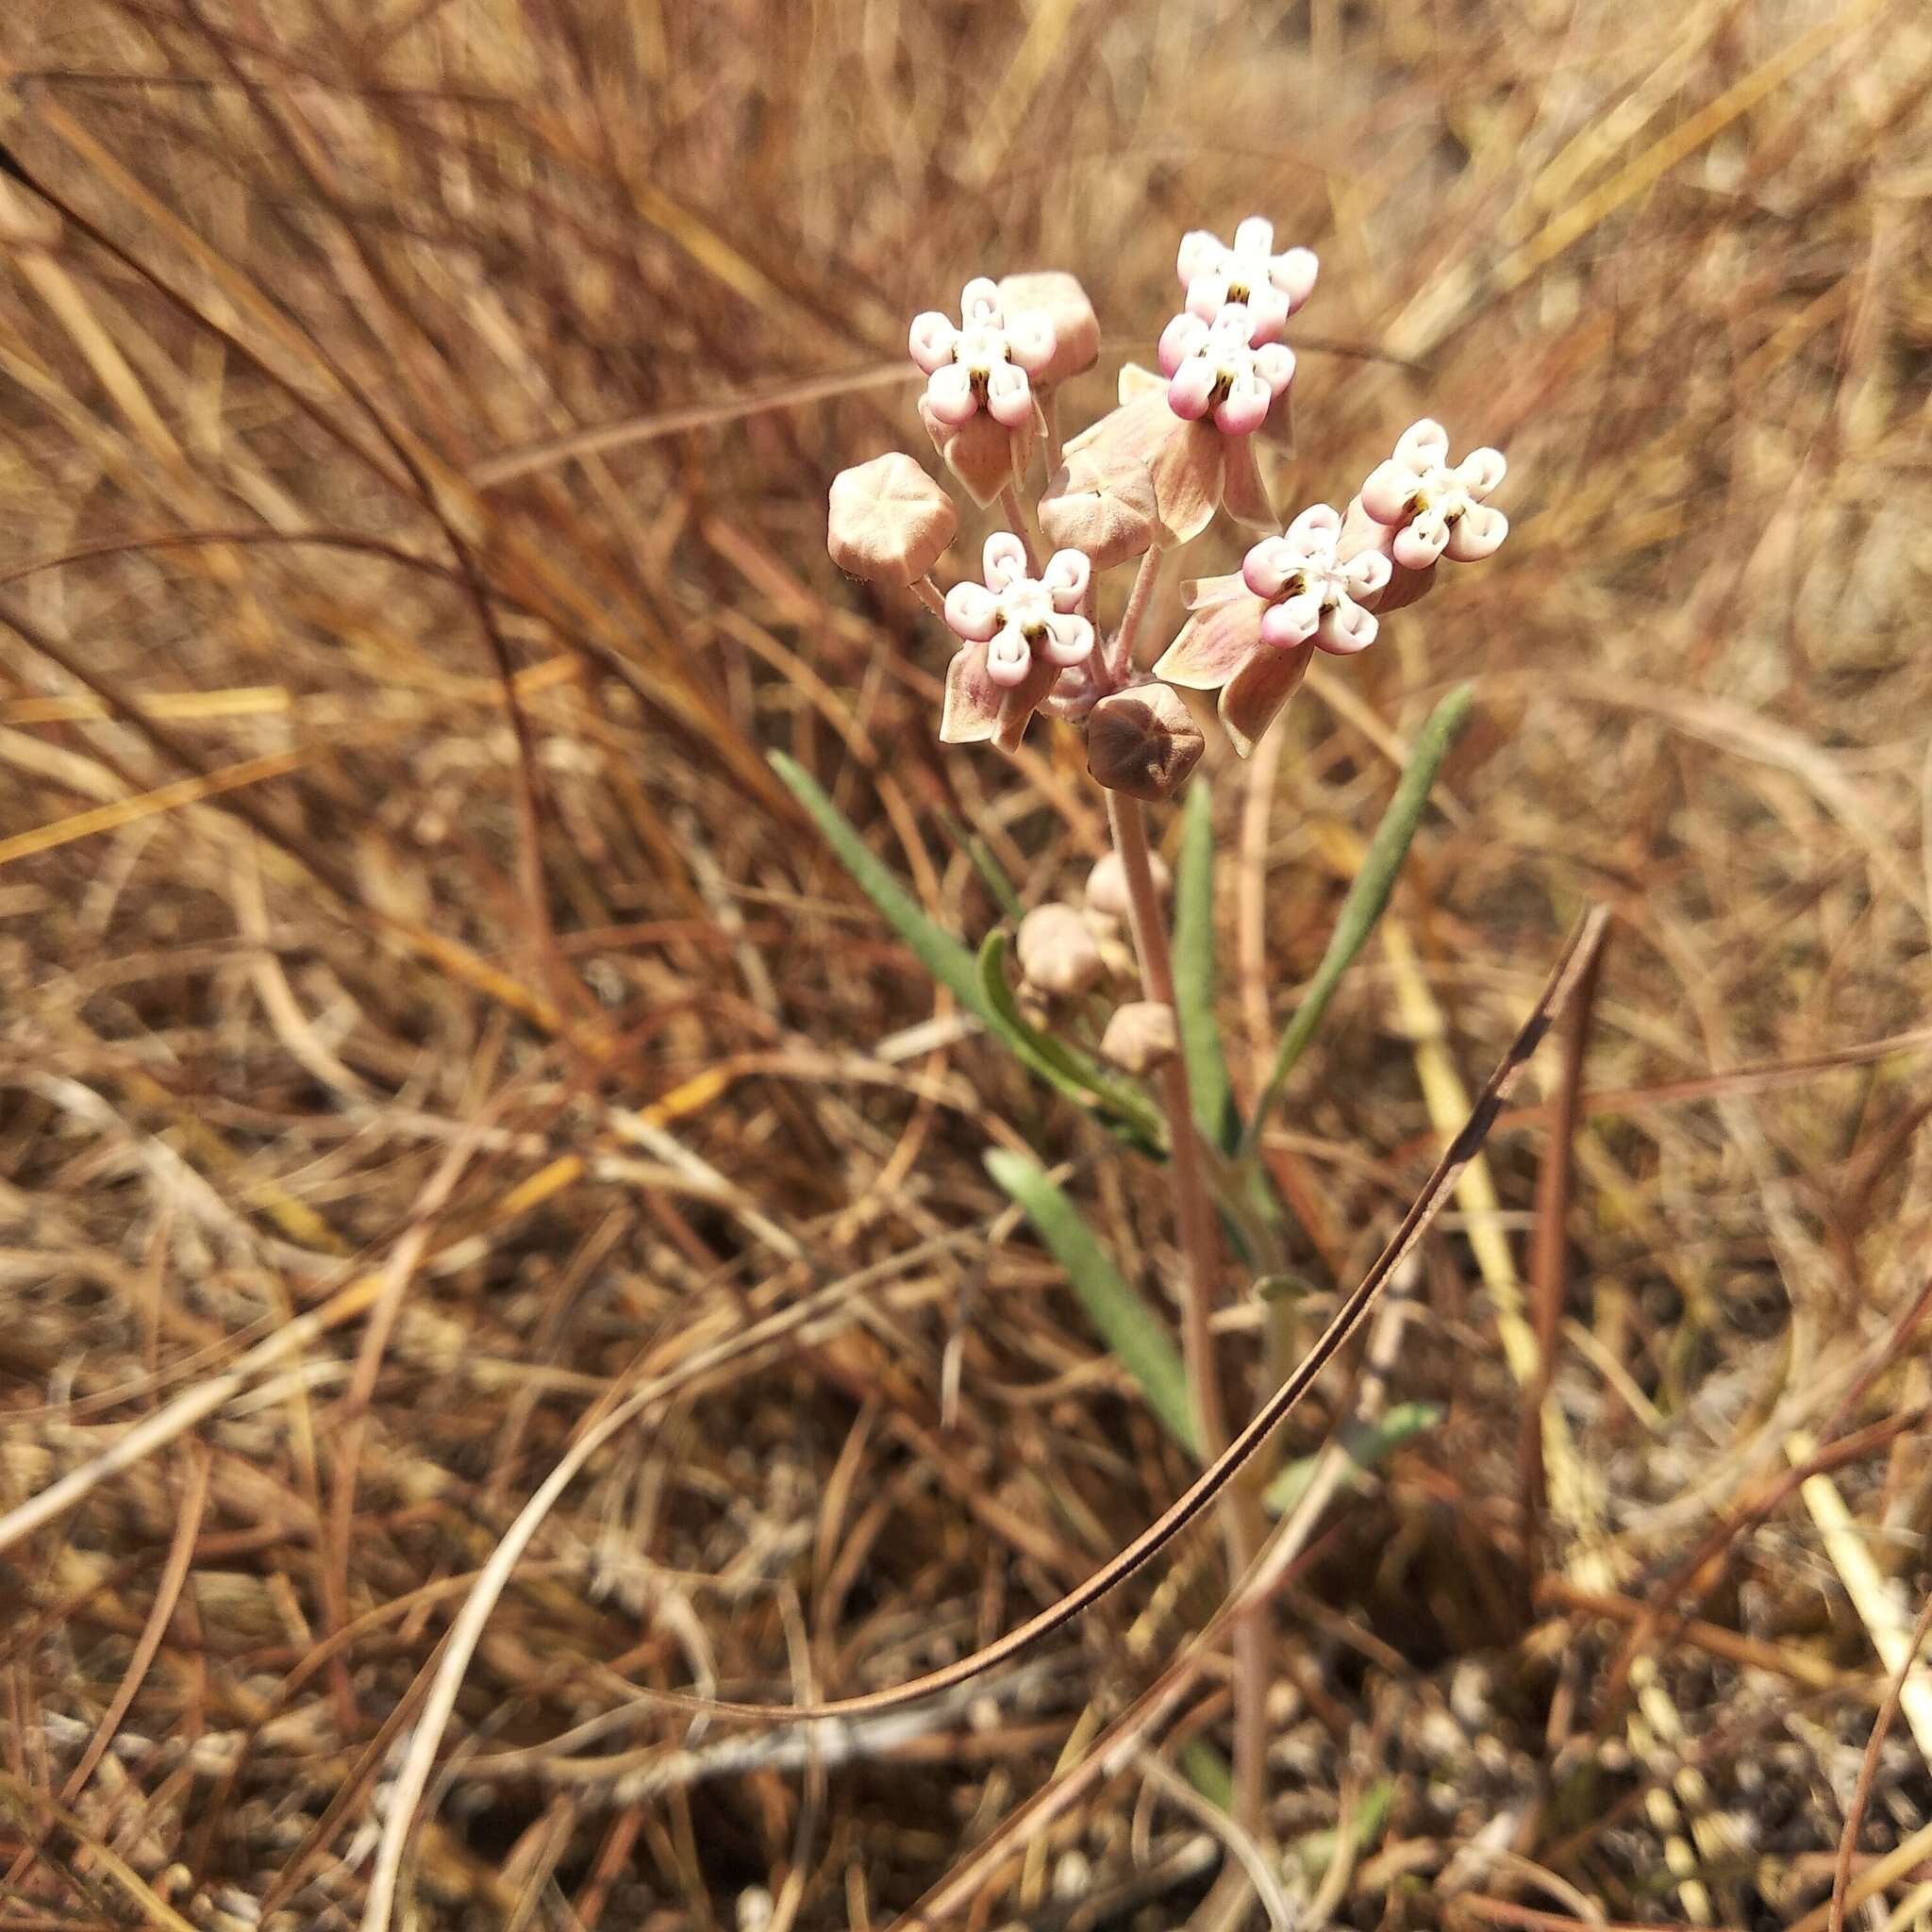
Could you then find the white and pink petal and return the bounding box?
[1444,503,1507,561]
[908,311,958,375]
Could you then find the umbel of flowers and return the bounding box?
[825,217,1509,793]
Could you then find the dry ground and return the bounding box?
[1,1,1930,1926]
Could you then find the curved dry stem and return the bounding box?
[535,908,1609,1736]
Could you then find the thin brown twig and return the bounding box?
[1521,921,1607,1596]
[1829,1588,1932,1932]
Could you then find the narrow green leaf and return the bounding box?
[774,752,1164,1145]
[771,752,983,1012]
[1174,777,1240,1153]
[1178,1739,1235,1813]
[1243,684,1474,1154]
[939,808,1025,924]
[985,1148,1198,1457]
[1261,1401,1443,1517]
[1291,1776,1395,1876]
[975,935,1165,1144]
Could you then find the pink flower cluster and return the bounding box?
[826,217,1513,773]
[1176,217,1318,341]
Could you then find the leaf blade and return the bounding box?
[975,933,1164,1143]
[772,752,1162,1146]
[771,750,984,1012]
[986,1148,1198,1457]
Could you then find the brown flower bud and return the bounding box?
[997,272,1101,387]
[1015,903,1104,997]
[827,453,958,586]
[1038,452,1159,572]
[1085,682,1205,804]
[1084,849,1170,922]
[1100,1000,1178,1074]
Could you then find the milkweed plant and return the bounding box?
[789,217,1508,1824]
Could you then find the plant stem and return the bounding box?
[1108,793,1228,1457]
[1108,542,1164,683]
[912,575,946,618]
[999,484,1041,575]
[1105,788,1268,1834]
[1041,388,1064,475]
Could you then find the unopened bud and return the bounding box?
[827,453,958,587]
[997,272,1101,387]
[1015,903,1104,996]
[1085,849,1170,921]
[1039,453,1159,572]
[1085,682,1204,803]
[1100,1001,1177,1074]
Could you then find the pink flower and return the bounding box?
[939,534,1095,753]
[1241,507,1390,655]
[909,277,1058,432]
[1157,303,1295,437]
[1341,420,1507,614]
[1175,217,1318,344]
[1152,507,1390,758]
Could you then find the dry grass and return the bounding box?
[0,0,1929,1925]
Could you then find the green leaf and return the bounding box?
[939,808,1025,924]
[1174,777,1240,1154]
[1243,684,1474,1155]
[1178,1739,1234,1813]
[1291,1776,1395,1877]
[985,1148,1198,1457]
[1262,1401,1442,1517]
[773,753,1161,1146]
[975,934,1164,1144]
[772,752,983,1011]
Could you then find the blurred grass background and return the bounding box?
[0,0,1929,1925]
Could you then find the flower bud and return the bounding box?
[1015,903,1105,996]
[1100,1000,1178,1074]
[997,272,1101,387]
[827,453,958,586]
[1085,849,1170,921]
[1039,452,1160,572]
[1085,682,1205,803]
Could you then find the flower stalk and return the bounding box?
[1106,788,1271,1833]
